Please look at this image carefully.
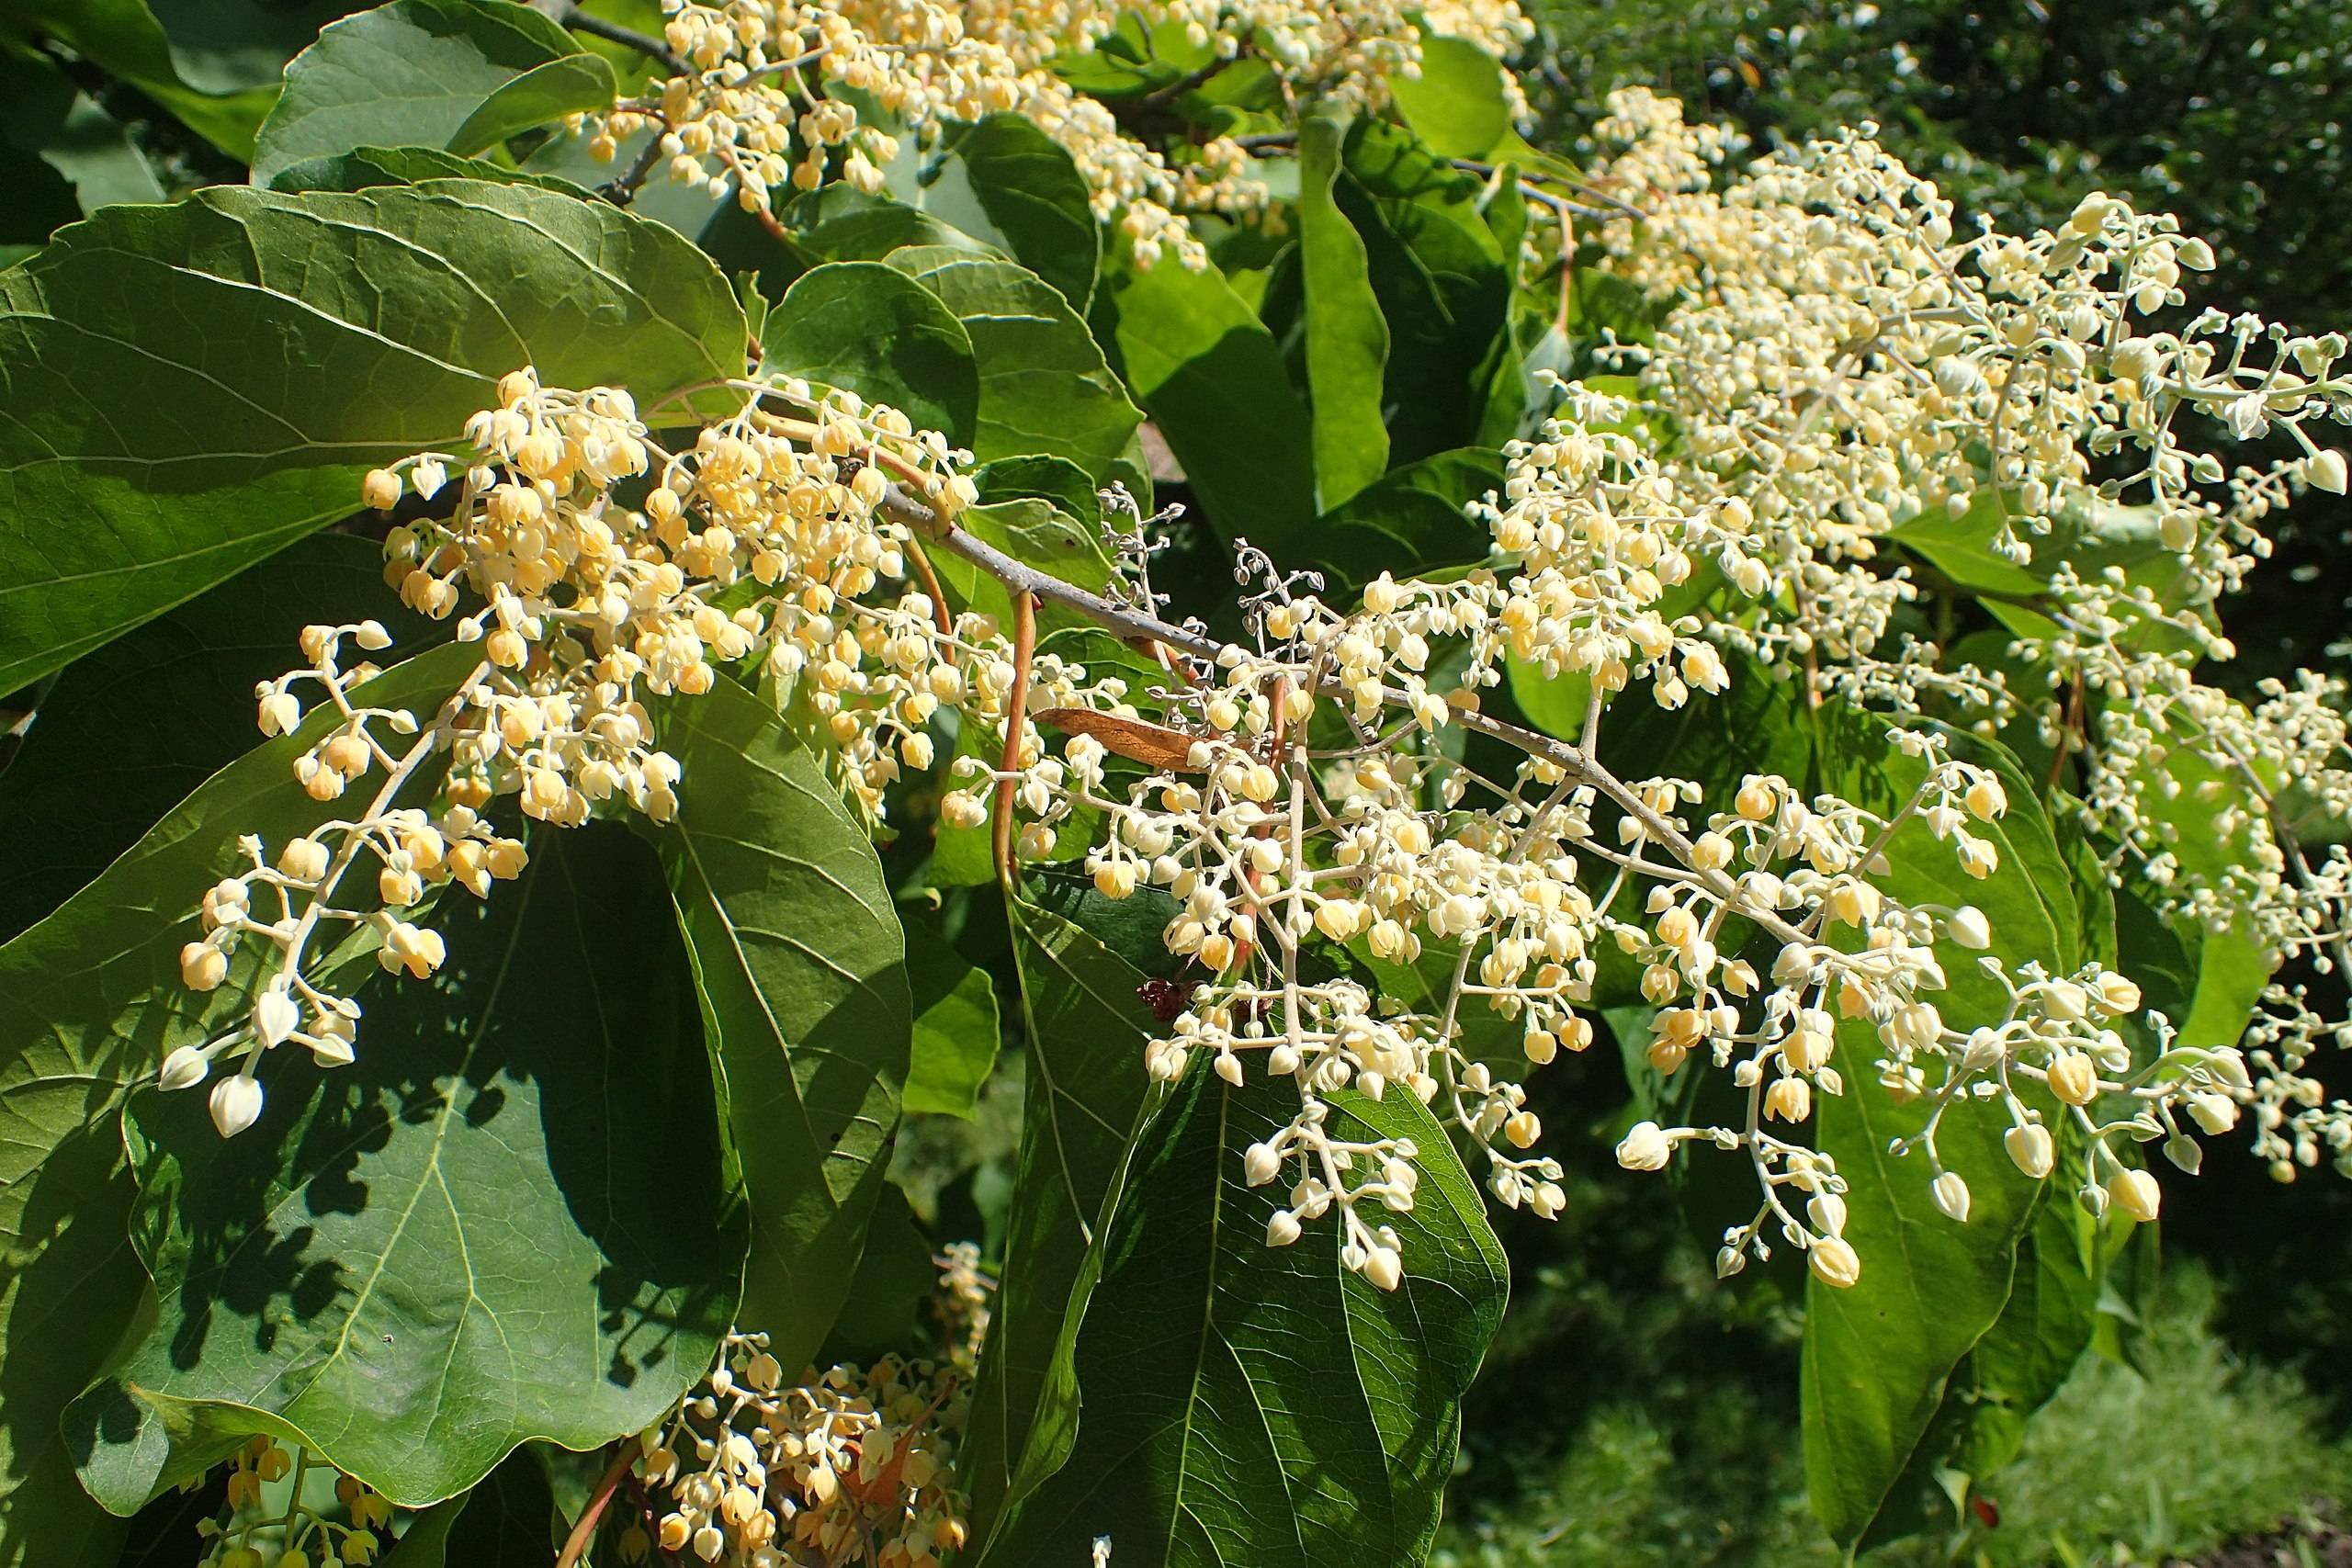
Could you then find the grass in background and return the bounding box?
[1435,1264,2352,1568]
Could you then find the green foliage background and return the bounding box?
[0,1,2344,1564]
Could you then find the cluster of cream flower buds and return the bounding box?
[168,367,1008,1132]
[941,382,2240,1288]
[632,1273,984,1568]
[162,619,530,1136]
[581,0,1531,269]
[193,1436,395,1568]
[1579,94,2352,1196]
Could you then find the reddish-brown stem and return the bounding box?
[906,537,956,636]
[993,590,1038,887]
[2047,670,2086,793]
[556,1445,637,1568]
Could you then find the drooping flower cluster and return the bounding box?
[163,367,1085,1134]
[188,1436,396,1568]
[166,59,2352,1304]
[630,1248,990,1567]
[936,388,2259,1290]
[581,0,1532,268]
[1575,96,2352,1183]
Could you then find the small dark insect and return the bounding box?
[1970,1495,2000,1530]
[1136,978,1188,1022]
[382,1335,395,1346]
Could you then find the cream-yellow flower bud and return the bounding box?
[1808,1235,1861,1289]
[2107,1168,2162,1223]
[2046,1048,2098,1105]
[180,942,228,992]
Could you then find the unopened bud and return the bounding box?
[1808,1235,1861,1289]
[1930,1170,1972,1224]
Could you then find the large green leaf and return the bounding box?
[917,114,1100,312]
[1094,246,1317,547]
[135,0,372,96]
[964,899,1162,1548]
[1340,121,1510,467]
[0,535,435,944]
[70,820,744,1511]
[1951,1167,2111,1479]
[650,678,910,1368]
[251,0,612,187]
[781,185,1003,268]
[903,906,1002,1119]
[0,642,477,1566]
[886,246,1144,485]
[825,1181,935,1361]
[266,142,596,197]
[379,1444,560,1566]
[1802,708,2078,1549]
[987,1064,1509,1565]
[757,260,979,450]
[1297,107,1390,511]
[1387,36,1515,160]
[0,177,745,694]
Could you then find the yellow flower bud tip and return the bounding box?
[2005,1122,2056,1179]
[2107,1167,2162,1223]
[2046,1048,2098,1106]
[1615,1121,1671,1170]
[361,468,402,511]
[1930,1170,1972,1224]
[179,942,228,992]
[1808,1235,1862,1289]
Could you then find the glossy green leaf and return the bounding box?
[1298,107,1390,510]
[266,142,597,196]
[1803,707,2078,1549]
[71,821,744,1512]
[0,643,475,1565]
[904,913,1002,1119]
[454,52,616,153]
[1314,446,1501,584]
[964,900,1162,1548]
[0,535,436,945]
[972,454,1103,522]
[784,185,1002,266]
[758,260,979,449]
[1094,245,1317,547]
[919,114,1100,312]
[987,1065,1509,1564]
[1387,35,1515,159]
[1340,120,1510,466]
[378,1443,560,1566]
[0,177,745,694]
[650,678,910,1366]
[252,0,608,187]
[827,1181,936,1360]
[887,246,1145,485]
[1951,1170,2111,1478]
